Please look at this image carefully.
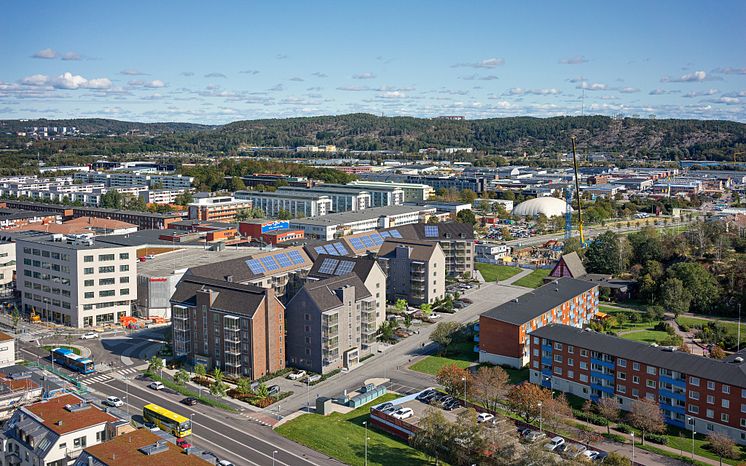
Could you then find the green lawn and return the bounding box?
[676,316,746,345]
[410,354,476,375]
[512,269,550,288]
[42,345,81,355]
[275,394,432,466]
[619,329,670,344]
[475,263,521,282]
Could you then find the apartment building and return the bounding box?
[171,275,285,379]
[377,239,445,306]
[289,206,436,240]
[187,194,253,222]
[395,222,475,277]
[275,186,372,212]
[285,274,377,374]
[0,242,15,298]
[307,254,387,339]
[73,172,193,189]
[478,278,599,368]
[16,233,137,328]
[234,190,332,218]
[529,324,746,445]
[323,183,404,207]
[186,246,313,302]
[348,180,434,202]
[1,393,119,466]
[74,429,212,466]
[139,189,186,205]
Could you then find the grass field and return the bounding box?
[676,316,746,345]
[619,329,670,344]
[475,263,521,282]
[42,345,81,355]
[512,269,550,288]
[276,394,432,466]
[410,340,477,375]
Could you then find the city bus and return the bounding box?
[143,403,192,438]
[50,347,95,374]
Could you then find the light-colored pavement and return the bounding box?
[500,267,533,285]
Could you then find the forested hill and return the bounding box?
[217,114,746,158]
[0,118,211,135]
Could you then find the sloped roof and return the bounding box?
[188,246,312,282]
[553,251,587,278]
[24,394,116,436]
[170,275,267,316]
[377,238,439,262]
[301,274,372,312]
[307,253,379,281]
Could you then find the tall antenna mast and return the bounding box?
[581,88,585,117]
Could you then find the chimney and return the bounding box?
[225,275,233,283]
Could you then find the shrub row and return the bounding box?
[572,409,609,426]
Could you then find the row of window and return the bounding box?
[23,281,71,297]
[84,277,129,286]
[22,258,71,274]
[83,253,129,262]
[23,292,71,309]
[81,300,130,311]
[83,289,130,299]
[83,265,130,274]
[23,269,70,286]
[22,247,70,261]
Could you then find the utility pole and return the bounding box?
[738,303,742,353]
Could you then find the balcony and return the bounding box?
[541,344,552,353]
[590,370,614,382]
[590,357,614,370]
[660,375,686,388]
[659,401,686,415]
[659,388,686,402]
[590,383,614,395]
[541,356,552,366]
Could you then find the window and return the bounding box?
[742,404,746,414]
[580,349,588,357]
[533,361,539,369]
[553,367,562,376]
[707,381,715,390]
[632,388,639,397]
[633,362,640,371]
[689,404,699,414]
[567,358,574,366]
[554,354,563,363]
[120,277,129,283]
[96,431,106,442]
[633,376,640,384]
[567,345,574,354]
[73,436,86,448]
[567,370,574,379]
[84,292,94,299]
[99,290,115,297]
[84,267,94,275]
[690,376,700,386]
[646,380,656,389]
[706,409,714,419]
[706,423,714,431]
[617,384,626,394]
[722,399,730,409]
[99,266,115,273]
[618,372,626,380]
[689,391,700,400]
[647,366,656,375]
[707,395,714,405]
[98,254,115,261]
[721,413,729,423]
[120,264,129,272]
[579,374,588,383]
[99,278,115,286]
[59,442,67,449]
[119,252,129,260]
[84,255,94,262]
[742,389,746,398]
[533,337,540,344]
[742,418,746,428]
[723,385,730,394]
[618,358,626,368]
[554,342,563,350]
[84,280,94,287]
[120,288,129,295]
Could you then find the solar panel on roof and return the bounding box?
[335,260,355,276]
[324,244,338,255]
[314,246,327,255]
[333,242,349,255]
[350,237,364,250]
[389,229,402,238]
[370,232,383,245]
[360,235,374,248]
[275,253,292,267]
[260,255,279,271]
[246,259,265,274]
[318,258,339,275]
[424,225,439,238]
[380,231,391,238]
[288,250,305,264]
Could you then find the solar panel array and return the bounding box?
[335,260,355,276]
[389,229,402,238]
[345,229,402,251]
[424,225,439,238]
[314,242,351,257]
[318,258,339,275]
[245,250,307,275]
[316,258,357,276]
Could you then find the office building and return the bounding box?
[0,242,15,298]
[529,324,746,445]
[238,219,305,245]
[478,278,599,368]
[171,275,285,379]
[289,205,435,240]
[234,190,332,219]
[285,274,377,374]
[187,194,253,222]
[377,239,445,306]
[16,233,137,328]
[275,186,371,213]
[348,180,434,202]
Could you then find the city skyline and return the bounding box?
[2,0,745,123]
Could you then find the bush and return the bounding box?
[615,423,633,434]
[254,367,293,384]
[573,409,610,426]
[646,433,668,445]
[678,323,690,332]
[654,321,671,332]
[603,433,627,443]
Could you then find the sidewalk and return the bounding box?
[500,268,533,286]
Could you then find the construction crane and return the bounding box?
[571,136,585,244]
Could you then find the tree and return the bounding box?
[376,320,396,343]
[254,383,270,399]
[603,452,632,466]
[227,176,246,192]
[10,307,21,333]
[173,368,189,386]
[660,277,692,316]
[596,397,621,434]
[100,190,124,209]
[710,345,726,359]
[403,313,412,330]
[667,262,719,314]
[394,299,408,313]
[426,215,440,224]
[194,364,207,380]
[209,368,227,397]
[542,393,573,431]
[411,408,450,463]
[420,303,432,317]
[584,231,629,275]
[174,191,194,205]
[506,383,553,424]
[707,432,737,466]
[472,365,509,412]
[436,364,470,398]
[627,398,665,444]
[562,237,583,255]
[456,209,477,226]
[236,377,253,395]
[644,305,666,323]
[147,355,163,374]
[628,226,663,265]
[430,321,462,353]
[277,209,292,220]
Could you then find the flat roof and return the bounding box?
[481,277,598,325]
[137,248,261,276]
[13,232,129,250]
[290,205,434,227]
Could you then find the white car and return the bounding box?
[103,396,123,407]
[544,436,565,451]
[288,370,307,380]
[217,461,235,466]
[391,407,414,420]
[582,450,599,460]
[148,381,164,390]
[477,412,495,423]
[80,332,98,340]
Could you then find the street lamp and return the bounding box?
[631,432,635,464]
[306,378,311,413]
[190,413,194,438]
[363,421,368,466]
[272,450,278,466]
[687,416,695,462]
[461,376,467,402]
[537,402,543,432]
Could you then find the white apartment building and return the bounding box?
[0,242,15,298]
[139,189,186,205]
[16,233,137,328]
[234,191,332,218]
[348,180,434,202]
[73,172,193,189]
[0,333,14,368]
[0,394,118,466]
[275,186,372,212]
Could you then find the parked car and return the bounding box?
[103,396,123,407]
[307,374,322,383]
[562,444,587,459]
[416,389,436,401]
[381,406,397,415]
[523,430,546,443]
[143,422,160,432]
[439,396,454,407]
[544,436,565,452]
[268,385,281,396]
[517,426,531,437]
[582,450,600,461]
[377,402,394,411]
[443,399,461,411]
[148,381,164,390]
[460,298,473,304]
[391,407,414,420]
[422,392,439,403]
[181,397,198,406]
[176,438,192,449]
[593,451,608,462]
[288,370,307,380]
[477,413,495,423]
[80,332,98,340]
[217,461,235,466]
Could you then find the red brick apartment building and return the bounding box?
[478,278,599,368]
[529,324,746,445]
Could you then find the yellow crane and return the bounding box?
[571,136,585,244]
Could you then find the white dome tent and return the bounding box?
[512,197,570,218]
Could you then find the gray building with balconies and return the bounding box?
[376,238,445,306]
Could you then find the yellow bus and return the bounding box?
[142,403,192,437]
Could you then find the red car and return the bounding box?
[176,438,192,449]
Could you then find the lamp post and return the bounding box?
[631,432,635,465]
[363,421,368,466]
[190,413,194,438]
[687,416,695,462]
[272,450,278,466]
[537,402,543,432]
[461,376,467,402]
[125,377,130,416]
[306,378,311,413]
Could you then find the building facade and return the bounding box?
[377,239,445,306]
[187,195,253,222]
[16,234,137,328]
[348,180,434,202]
[276,186,372,212]
[171,275,285,380]
[529,324,746,446]
[234,190,332,218]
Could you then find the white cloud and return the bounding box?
[32,48,57,59]
[61,51,82,61]
[204,72,227,78]
[337,85,370,92]
[559,55,588,65]
[20,72,112,90]
[452,57,505,69]
[83,77,113,89]
[239,70,260,75]
[715,96,740,104]
[712,67,746,75]
[311,72,328,78]
[649,88,679,95]
[378,91,406,99]
[121,69,148,76]
[618,87,640,94]
[682,89,719,98]
[352,72,376,80]
[576,81,607,91]
[661,70,722,83]
[506,88,561,96]
[460,74,500,81]
[20,74,50,86]
[268,83,285,92]
[129,79,166,88]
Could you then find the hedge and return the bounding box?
[572,409,609,426]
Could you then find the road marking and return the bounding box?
[91,377,321,466]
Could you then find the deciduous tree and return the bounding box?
[707,432,737,466]
[596,396,621,434]
[471,365,509,412]
[660,277,692,316]
[627,398,665,444]
[436,364,470,398]
[506,383,553,424]
[430,321,462,353]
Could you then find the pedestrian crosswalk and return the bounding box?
[81,366,141,386]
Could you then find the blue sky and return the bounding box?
[2,1,745,123]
